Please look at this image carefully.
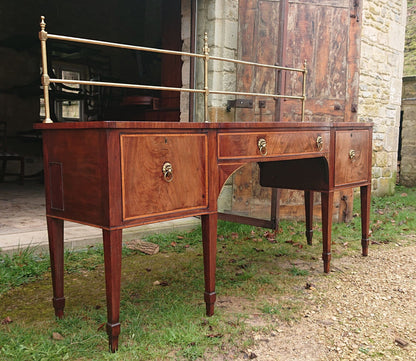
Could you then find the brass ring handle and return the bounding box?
[349,149,356,161]
[258,138,267,156]
[162,162,173,182]
[316,136,323,151]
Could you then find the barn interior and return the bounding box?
[0,0,185,181]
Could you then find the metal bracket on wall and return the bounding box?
[226,99,254,112]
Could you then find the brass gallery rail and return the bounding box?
[38,16,307,124]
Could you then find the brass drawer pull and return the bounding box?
[258,138,267,156]
[349,149,356,161]
[162,162,173,182]
[316,136,323,151]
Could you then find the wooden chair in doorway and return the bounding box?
[0,121,24,184]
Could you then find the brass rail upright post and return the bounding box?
[39,16,52,123]
[203,32,210,123]
[301,59,308,122]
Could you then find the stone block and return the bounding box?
[374,151,389,167]
[378,176,396,195]
[218,184,233,212]
[372,167,382,178]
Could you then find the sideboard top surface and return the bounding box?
[34,121,372,131]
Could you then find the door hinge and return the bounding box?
[350,0,360,22]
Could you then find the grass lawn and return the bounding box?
[0,186,415,360]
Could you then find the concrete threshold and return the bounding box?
[0,180,201,254]
[0,217,201,254]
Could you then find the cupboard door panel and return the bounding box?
[121,134,208,220]
[334,130,369,186]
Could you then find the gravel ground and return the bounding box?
[217,240,416,361]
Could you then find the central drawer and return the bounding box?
[218,131,329,160]
[120,133,208,220]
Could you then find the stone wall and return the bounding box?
[400,76,416,186]
[193,0,239,123]
[191,0,239,211]
[359,0,407,195]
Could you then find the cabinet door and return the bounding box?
[334,130,370,187]
[121,134,208,220]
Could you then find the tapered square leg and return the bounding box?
[201,213,217,317]
[304,190,314,245]
[103,229,123,353]
[321,192,334,273]
[360,185,371,257]
[47,217,65,318]
[271,188,281,232]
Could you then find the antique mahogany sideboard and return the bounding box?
[34,120,372,352]
[36,16,372,352]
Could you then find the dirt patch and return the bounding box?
[211,241,416,360]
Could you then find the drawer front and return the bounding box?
[121,134,208,220]
[334,130,370,186]
[218,131,329,160]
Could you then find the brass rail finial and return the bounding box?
[203,32,209,56]
[40,16,46,31]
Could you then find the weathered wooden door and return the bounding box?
[231,0,362,221]
[282,0,361,123]
[234,0,282,123]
